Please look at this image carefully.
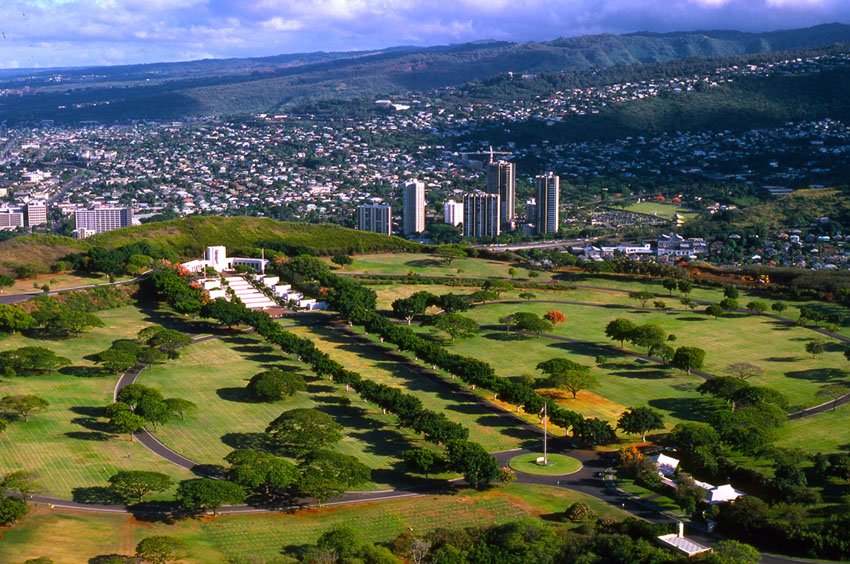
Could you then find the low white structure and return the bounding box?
[181,246,270,274]
[223,275,276,310]
[201,279,221,290]
[651,454,680,477]
[705,483,745,504]
[657,522,711,557]
[207,289,228,300]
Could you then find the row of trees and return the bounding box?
[294,516,757,564]
[150,265,502,489]
[278,255,617,446]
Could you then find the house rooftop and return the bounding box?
[657,534,711,557]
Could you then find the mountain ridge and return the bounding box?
[2,23,850,123]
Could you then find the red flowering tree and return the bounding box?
[543,310,566,327]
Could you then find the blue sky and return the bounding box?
[1,0,848,69]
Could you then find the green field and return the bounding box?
[621,201,698,221]
[140,333,429,490]
[287,320,537,452]
[779,403,850,453]
[4,271,134,295]
[428,301,847,412]
[0,484,627,563]
[332,252,556,283]
[350,254,850,339]
[408,317,715,429]
[0,306,195,498]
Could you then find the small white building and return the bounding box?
[657,522,711,557]
[651,454,680,477]
[705,484,745,505]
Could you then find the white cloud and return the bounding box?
[261,17,303,32]
[0,0,848,67]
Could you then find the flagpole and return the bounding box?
[544,401,548,464]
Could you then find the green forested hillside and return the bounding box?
[475,66,850,145]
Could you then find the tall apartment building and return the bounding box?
[534,173,560,235]
[74,207,133,234]
[357,204,392,235]
[524,198,537,224]
[444,199,464,226]
[402,180,425,236]
[486,160,515,231]
[25,201,48,227]
[0,208,24,230]
[463,192,500,239]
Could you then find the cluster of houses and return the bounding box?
[651,453,745,505]
[650,453,745,558]
[182,246,325,313]
[577,233,708,261]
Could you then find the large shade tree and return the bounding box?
[536,358,597,399]
[246,368,306,402]
[265,408,343,455]
[617,407,665,442]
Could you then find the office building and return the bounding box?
[402,180,425,236]
[463,192,500,239]
[486,160,515,231]
[357,204,392,235]
[0,208,25,230]
[444,199,464,226]
[534,173,560,234]
[74,207,133,234]
[25,201,48,227]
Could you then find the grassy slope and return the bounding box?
[733,188,850,229]
[0,307,194,498]
[89,216,419,258]
[0,234,90,276]
[0,484,627,563]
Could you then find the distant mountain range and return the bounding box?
[2,23,850,124]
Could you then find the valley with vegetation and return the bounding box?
[3,12,850,564]
[0,219,849,562]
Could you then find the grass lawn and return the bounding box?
[0,484,629,563]
[140,332,439,491]
[621,201,698,222]
[345,254,850,342]
[287,319,536,452]
[457,302,848,411]
[509,453,582,476]
[778,403,850,453]
[616,477,683,515]
[5,271,133,295]
[332,252,555,283]
[0,306,194,499]
[367,282,640,312]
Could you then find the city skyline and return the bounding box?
[0,1,848,69]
